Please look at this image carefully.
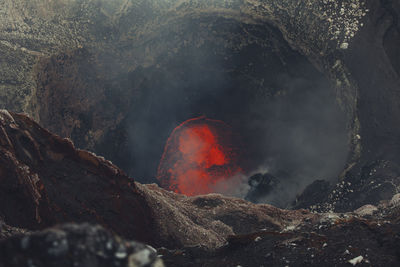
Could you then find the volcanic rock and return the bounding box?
[294,180,332,209]
[158,203,400,266]
[245,172,280,203]
[135,182,318,249]
[161,204,400,266]
[302,160,400,212]
[0,223,164,267]
[0,109,157,244]
[1,0,400,265]
[1,111,400,266]
[0,219,29,241]
[0,110,318,249]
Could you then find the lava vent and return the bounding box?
[157,116,242,196]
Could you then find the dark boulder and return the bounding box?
[245,173,280,203]
[0,223,164,267]
[294,180,332,209]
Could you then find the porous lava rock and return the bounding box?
[161,201,400,266]
[135,182,318,249]
[0,223,164,267]
[296,160,400,212]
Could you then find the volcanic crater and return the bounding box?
[1,0,400,266]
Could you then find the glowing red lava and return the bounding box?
[157,116,242,196]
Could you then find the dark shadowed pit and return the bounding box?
[33,18,349,207]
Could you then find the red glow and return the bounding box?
[157,116,242,196]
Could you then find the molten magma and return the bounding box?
[157,117,242,196]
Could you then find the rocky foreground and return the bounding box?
[0,110,399,266]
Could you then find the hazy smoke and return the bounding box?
[101,16,349,207]
[243,71,349,208]
[210,173,251,199]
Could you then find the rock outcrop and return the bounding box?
[161,200,400,266]
[0,110,317,249]
[0,110,399,266]
[0,109,157,245]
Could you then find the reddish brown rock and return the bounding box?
[0,110,157,245]
[0,110,318,249]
